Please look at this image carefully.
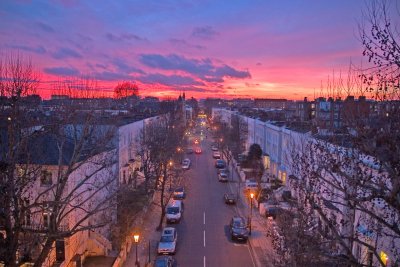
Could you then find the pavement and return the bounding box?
[122,130,278,267]
[227,163,277,267]
[123,193,163,267]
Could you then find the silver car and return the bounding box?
[158,227,177,255]
[181,158,191,170]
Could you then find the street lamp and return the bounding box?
[249,193,254,235]
[168,161,173,191]
[133,234,140,267]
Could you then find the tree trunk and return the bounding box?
[3,232,18,267]
[157,168,167,231]
[33,238,54,267]
[157,209,165,231]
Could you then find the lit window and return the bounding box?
[282,172,287,185]
[380,251,389,266]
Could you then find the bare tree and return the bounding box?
[286,133,399,267]
[272,205,343,267]
[1,57,119,267]
[114,81,139,99]
[137,110,185,231]
[359,0,400,101]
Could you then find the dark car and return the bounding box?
[154,255,175,267]
[173,187,186,200]
[215,159,225,169]
[217,168,229,175]
[218,172,228,182]
[230,216,249,242]
[224,193,236,204]
[265,206,282,219]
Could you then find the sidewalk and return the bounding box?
[123,193,162,267]
[227,157,277,267]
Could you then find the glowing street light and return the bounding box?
[133,234,140,266]
[249,193,254,235]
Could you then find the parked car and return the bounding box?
[224,193,236,204]
[245,179,258,191]
[166,200,183,223]
[173,187,186,200]
[218,168,229,175]
[230,216,249,242]
[153,256,176,267]
[158,227,177,255]
[211,145,218,151]
[181,158,191,170]
[215,159,225,168]
[265,206,282,219]
[212,151,221,159]
[218,171,228,182]
[195,147,202,154]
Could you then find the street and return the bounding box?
[173,133,256,267]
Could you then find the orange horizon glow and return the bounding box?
[1,1,369,102]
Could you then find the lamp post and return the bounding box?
[133,234,140,267]
[249,193,254,235]
[168,160,173,191]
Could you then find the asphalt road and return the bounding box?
[172,130,256,267]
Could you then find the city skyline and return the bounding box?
[0,0,377,99]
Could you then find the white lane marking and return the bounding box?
[204,256,206,267]
[203,212,205,225]
[233,243,248,247]
[203,230,206,247]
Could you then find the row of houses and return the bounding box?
[206,97,399,133]
[212,107,399,267]
[1,92,180,267]
[14,114,165,267]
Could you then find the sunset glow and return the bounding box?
[0,0,365,100]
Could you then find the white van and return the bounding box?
[166,200,183,223]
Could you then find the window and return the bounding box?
[367,251,373,267]
[40,171,52,186]
[43,212,50,228]
[380,251,389,266]
[281,172,287,185]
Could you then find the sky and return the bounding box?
[0,0,371,100]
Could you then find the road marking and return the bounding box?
[203,212,205,225]
[203,256,206,267]
[233,243,248,247]
[203,230,206,247]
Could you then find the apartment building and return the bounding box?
[212,107,398,266]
